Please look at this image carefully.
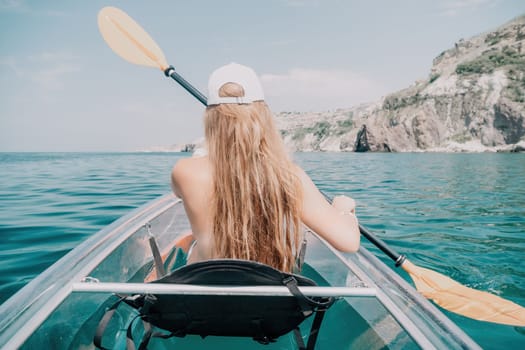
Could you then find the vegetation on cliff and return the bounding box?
[277,15,525,152]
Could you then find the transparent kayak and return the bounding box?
[0,194,481,349]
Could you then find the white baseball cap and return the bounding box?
[207,63,265,105]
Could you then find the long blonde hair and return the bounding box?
[205,83,303,272]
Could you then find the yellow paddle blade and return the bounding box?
[98,6,168,71]
[402,260,525,326]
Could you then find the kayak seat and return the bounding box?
[94,259,334,350]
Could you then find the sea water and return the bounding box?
[0,152,524,349]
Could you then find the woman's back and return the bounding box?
[171,154,361,270]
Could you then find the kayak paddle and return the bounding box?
[359,225,525,327]
[98,6,206,106]
[97,6,525,327]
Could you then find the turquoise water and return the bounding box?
[0,152,524,349]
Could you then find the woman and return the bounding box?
[171,63,359,273]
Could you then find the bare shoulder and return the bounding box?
[173,156,210,175]
[171,156,211,197]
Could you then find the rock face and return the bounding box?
[277,15,525,152]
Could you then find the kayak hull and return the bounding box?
[0,194,480,349]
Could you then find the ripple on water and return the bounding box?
[0,152,524,348]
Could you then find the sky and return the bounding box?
[1,0,524,152]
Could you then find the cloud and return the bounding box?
[260,67,388,112]
[41,9,68,17]
[0,0,67,16]
[31,63,81,89]
[1,51,81,89]
[0,0,24,10]
[27,51,79,62]
[28,51,81,89]
[438,0,501,16]
[0,57,17,87]
[266,39,295,47]
[0,56,16,68]
[282,0,319,7]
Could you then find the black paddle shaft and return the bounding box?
[358,225,406,267]
[164,66,207,106]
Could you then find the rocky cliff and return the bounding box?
[277,15,525,152]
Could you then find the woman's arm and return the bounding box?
[296,167,360,252]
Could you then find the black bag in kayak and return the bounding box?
[94,259,334,350]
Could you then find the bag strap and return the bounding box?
[293,327,306,350]
[283,275,333,350]
[291,305,329,350]
[283,276,334,312]
[126,317,178,350]
[306,308,328,350]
